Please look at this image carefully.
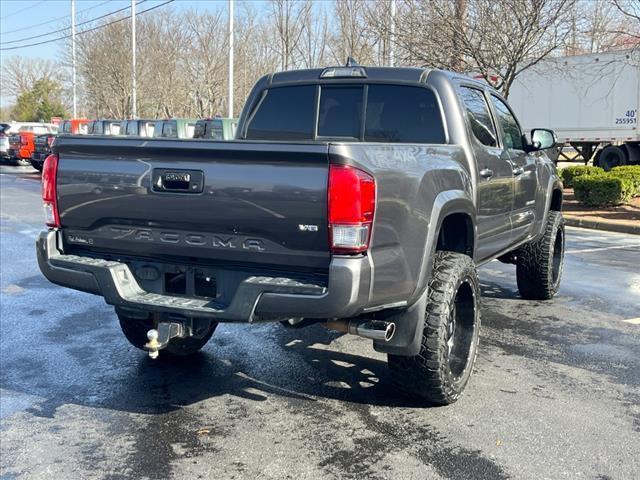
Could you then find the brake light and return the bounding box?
[42,154,60,227]
[328,164,375,254]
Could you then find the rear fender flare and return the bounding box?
[374,190,476,356]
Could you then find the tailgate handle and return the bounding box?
[152,169,204,194]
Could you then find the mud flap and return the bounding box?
[372,288,428,357]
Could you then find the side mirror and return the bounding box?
[531,128,556,150]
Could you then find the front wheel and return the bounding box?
[388,251,481,405]
[516,211,565,300]
[117,312,217,356]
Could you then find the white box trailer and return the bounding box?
[508,49,639,169]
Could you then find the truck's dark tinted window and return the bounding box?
[490,95,524,150]
[459,87,497,147]
[61,121,71,133]
[246,85,315,140]
[318,86,363,138]
[365,85,445,143]
[162,121,177,138]
[126,121,138,135]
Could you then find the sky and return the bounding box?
[0,0,231,61]
[0,0,244,106]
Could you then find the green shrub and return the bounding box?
[573,174,635,207]
[610,166,640,196]
[560,165,604,188]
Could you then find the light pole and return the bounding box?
[389,0,395,67]
[71,0,76,118]
[228,0,234,118]
[131,0,137,118]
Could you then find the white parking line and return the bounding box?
[623,318,640,325]
[566,244,640,254]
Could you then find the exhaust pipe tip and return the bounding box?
[383,322,396,341]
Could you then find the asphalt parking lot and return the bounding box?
[1,164,639,480]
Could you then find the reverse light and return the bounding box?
[328,164,375,254]
[42,154,60,227]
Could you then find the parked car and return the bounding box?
[87,120,121,135]
[30,120,89,172]
[8,123,58,166]
[59,119,90,135]
[37,65,564,405]
[120,119,156,137]
[193,118,238,140]
[0,123,11,161]
[152,119,197,138]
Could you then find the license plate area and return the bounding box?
[163,269,217,299]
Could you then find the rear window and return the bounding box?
[318,86,363,138]
[246,85,315,140]
[244,84,445,144]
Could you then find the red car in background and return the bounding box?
[30,119,89,171]
[8,124,58,166]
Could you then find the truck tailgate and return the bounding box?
[55,137,330,270]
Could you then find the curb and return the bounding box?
[564,215,640,235]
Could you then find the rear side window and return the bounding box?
[318,86,363,138]
[364,85,445,143]
[246,85,315,140]
[459,87,497,147]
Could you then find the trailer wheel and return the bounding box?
[388,252,481,405]
[117,312,217,356]
[598,145,627,171]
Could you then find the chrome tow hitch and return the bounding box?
[144,321,185,359]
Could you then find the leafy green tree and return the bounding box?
[12,78,67,122]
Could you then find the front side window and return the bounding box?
[247,85,315,140]
[490,95,524,150]
[459,87,497,147]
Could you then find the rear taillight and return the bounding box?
[328,164,376,254]
[42,154,60,227]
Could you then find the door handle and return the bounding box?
[479,168,494,179]
[512,166,525,176]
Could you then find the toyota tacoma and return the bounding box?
[37,65,565,404]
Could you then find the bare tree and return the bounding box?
[390,0,575,97]
[1,56,58,100]
[268,0,312,70]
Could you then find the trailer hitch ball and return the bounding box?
[144,322,184,359]
[146,329,161,359]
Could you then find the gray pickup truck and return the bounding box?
[37,65,564,405]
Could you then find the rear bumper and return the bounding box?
[36,230,372,321]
